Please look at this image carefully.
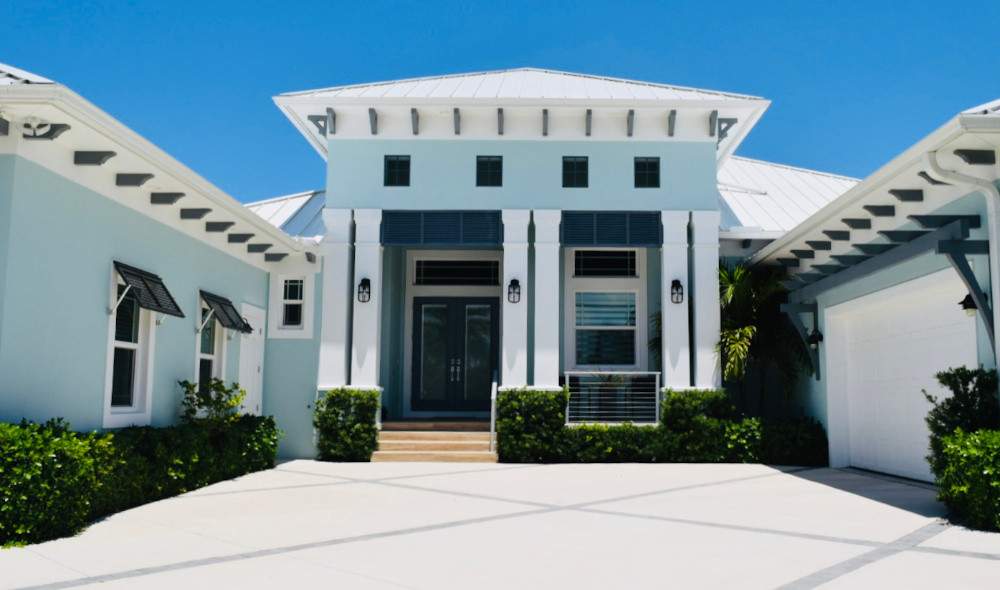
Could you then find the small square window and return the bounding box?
[476,156,503,187]
[384,155,410,187]
[283,303,303,327]
[563,156,588,188]
[634,157,660,188]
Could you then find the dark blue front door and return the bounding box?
[412,297,499,412]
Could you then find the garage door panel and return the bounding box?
[833,269,977,481]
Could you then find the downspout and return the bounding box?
[925,150,1000,373]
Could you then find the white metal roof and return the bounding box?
[246,190,325,239]
[0,62,54,85]
[718,157,859,236]
[280,67,764,103]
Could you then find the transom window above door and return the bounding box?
[574,250,637,277]
[415,260,500,286]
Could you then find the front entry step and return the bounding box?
[381,421,489,432]
[374,426,496,462]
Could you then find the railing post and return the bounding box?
[655,372,661,424]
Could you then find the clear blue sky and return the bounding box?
[5,1,1000,202]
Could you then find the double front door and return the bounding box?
[412,297,499,412]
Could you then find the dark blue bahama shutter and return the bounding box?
[561,211,663,247]
[382,211,501,246]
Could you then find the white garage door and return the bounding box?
[827,269,978,481]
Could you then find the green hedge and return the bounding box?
[936,429,1000,531]
[496,388,827,465]
[1,416,279,546]
[313,388,380,461]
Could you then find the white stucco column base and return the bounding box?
[349,209,382,388]
[317,209,353,389]
[532,210,561,389]
[691,210,721,389]
[661,211,691,389]
[502,210,530,388]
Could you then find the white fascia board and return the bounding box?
[1,84,313,256]
[716,99,770,165]
[273,96,329,159]
[751,114,972,264]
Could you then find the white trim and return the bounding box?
[402,249,503,418]
[102,265,156,428]
[268,273,315,339]
[563,247,648,371]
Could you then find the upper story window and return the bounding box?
[384,155,411,187]
[476,156,503,187]
[111,285,146,408]
[574,250,637,277]
[282,279,304,328]
[562,156,589,188]
[634,157,660,188]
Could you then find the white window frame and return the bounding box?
[195,303,227,386]
[268,272,315,339]
[280,278,306,329]
[563,247,647,371]
[102,268,157,428]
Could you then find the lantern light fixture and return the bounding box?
[357,278,371,303]
[670,279,684,304]
[507,279,521,304]
[959,294,978,317]
[806,329,824,350]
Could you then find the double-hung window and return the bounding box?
[198,307,223,391]
[282,279,304,328]
[111,285,144,408]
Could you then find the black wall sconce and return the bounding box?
[357,278,371,303]
[670,279,684,304]
[959,293,978,317]
[807,329,824,350]
[507,278,521,304]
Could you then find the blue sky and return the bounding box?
[4,1,1000,202]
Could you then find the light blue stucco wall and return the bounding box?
[793,191,995,428]
[326,140,719,212]
[0,157,14,348]
[0,156,268,431]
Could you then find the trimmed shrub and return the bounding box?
[496,388,569,463]
[760,417,828,467]
[924,367,1000,476]
[937,429,1000,531]
[660,389,740,462]
[561,423,663,463]
[0,420,115,546]
[313,388,380,461]
[1,416,279,546]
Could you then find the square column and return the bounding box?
[691,210,721,389]
[350,209,383,388]
[317,209,353,388]
[533,210,561,388]
[502,210,530,387]
[661,211,691,389]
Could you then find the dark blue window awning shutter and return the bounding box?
[561,211,662,246]
[382,211,502,246]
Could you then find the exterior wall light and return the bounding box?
[670,279,684,304]
[960,293,978,317]
[807,329,824,350]
[507,278,521,304]
[357,278,371,303]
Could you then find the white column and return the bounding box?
[502,209,530,388]
[691,210,721,389]
[317,209,353,389]
[349,209,383,388]
[661,211,691,389]
[532,210,561,388]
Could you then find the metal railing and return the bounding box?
[489,372,498,452]
[564,371,662,424]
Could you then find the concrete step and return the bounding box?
[381,421,489,432]
[371,450,498,463]
[378,430,491,442]
[378,439,491,452]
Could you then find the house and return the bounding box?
[0,63,322,457]
[756,100,1000,481]
[1,63,867,460]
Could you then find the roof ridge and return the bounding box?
[727,155,861,182]
[244,189,324,207]
[279,67,765,101]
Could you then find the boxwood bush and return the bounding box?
[313,388,380,461]
[936,429,1000,531]
[496,388,827,465]
[1,416,279,547]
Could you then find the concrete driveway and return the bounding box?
[3,462,1000,589]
